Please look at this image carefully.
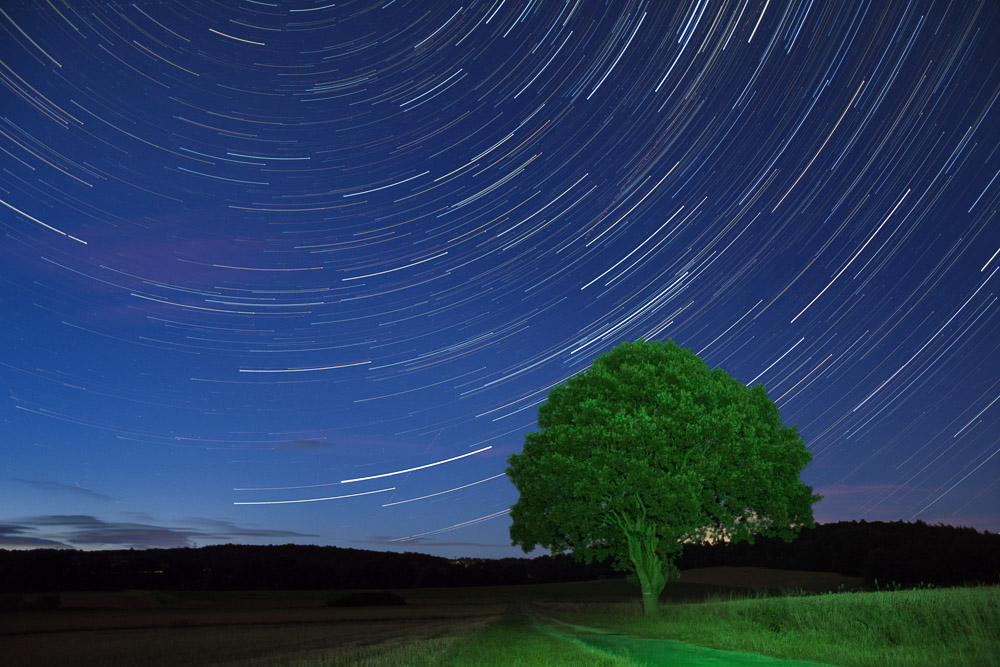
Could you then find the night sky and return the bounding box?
[2,1,998,558]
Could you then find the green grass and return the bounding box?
[404,605,636,667]
[551,584,1000,667]
[225,615,637,667]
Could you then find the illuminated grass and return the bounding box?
[550,585,1000,667]
[407,605,636,667]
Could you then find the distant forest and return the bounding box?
[1,521,996,594]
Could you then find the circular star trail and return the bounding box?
[1,0,998,553]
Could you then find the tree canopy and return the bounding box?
[505,339,820,614]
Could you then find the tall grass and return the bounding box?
[403,605,635,667]
[555,585,1000,667]
[210,611,635,666]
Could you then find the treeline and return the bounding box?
[0,544,613,593]
[1,521,996,593]
[676,519,1000,586]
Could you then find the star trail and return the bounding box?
[1,0,998,555]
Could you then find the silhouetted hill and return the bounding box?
[0,543,615,593]
[1,521,996,593]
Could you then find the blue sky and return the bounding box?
[1,0,998,557]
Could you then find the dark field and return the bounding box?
[8,568,998,666]
[2,567,866,666]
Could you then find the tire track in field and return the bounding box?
[523,605,836,667]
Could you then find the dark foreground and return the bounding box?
[2,567,865,666]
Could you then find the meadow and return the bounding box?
[2,567,996,666]
[537,582,1000,667]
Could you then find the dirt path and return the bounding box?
[524,606,836,667]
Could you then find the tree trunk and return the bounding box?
[611,496,669,616]
[640,579,663,616]
[624,521,668,616]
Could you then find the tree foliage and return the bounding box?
[506,339,820,613]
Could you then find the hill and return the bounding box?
[1,520,996,593]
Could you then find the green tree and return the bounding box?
[506,339,820,615]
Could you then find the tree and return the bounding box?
[505,339,820,615]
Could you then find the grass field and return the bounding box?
[542,583,1000,667]
[2,568,996,666]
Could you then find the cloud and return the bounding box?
[13,478,117,502]
[357,536,511,549]
[0,524,72,549]
[1,515,317,550]
[182,517,319,540]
